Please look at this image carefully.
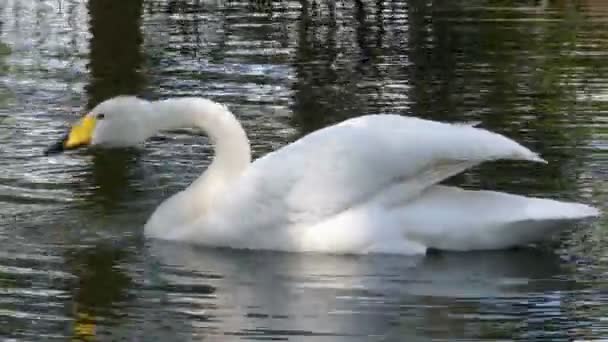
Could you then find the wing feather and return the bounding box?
[211,114,544,231]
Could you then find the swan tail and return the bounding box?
[394,186,599,252]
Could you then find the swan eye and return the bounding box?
[96,113,105,120]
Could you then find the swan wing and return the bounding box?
[214,115,544,228]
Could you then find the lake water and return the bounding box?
[1,0,607,340]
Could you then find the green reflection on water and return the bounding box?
[0,27,11,110]
[63,1,146,340]
[86,0,146,109]
[65,244,133,341]
[80,0,148,212]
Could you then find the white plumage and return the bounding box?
[58,96,600,254]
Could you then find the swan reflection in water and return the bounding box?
[141,241,577,340]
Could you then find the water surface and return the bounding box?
[1,0,607,340]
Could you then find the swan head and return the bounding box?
[45,96,151,155]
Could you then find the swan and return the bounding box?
[45,96,600,254]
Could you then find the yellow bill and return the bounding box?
[65,115,97,148]
[45,115,97,155]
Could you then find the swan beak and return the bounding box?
[44,115,97,155]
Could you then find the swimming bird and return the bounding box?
[46,96,600,254]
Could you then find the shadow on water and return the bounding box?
[83,148,146,211]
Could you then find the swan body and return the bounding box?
[49,96,600,254]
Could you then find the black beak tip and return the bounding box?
[44,141,64,156]
[44,133,68,156]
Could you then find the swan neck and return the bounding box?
[153,98,252,175]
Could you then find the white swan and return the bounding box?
[46,96,600,254]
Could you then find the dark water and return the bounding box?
[0,0,607,340]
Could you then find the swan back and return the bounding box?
[242,115,543,221]
[162,114,548,245]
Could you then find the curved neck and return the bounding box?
[150,98,252,180]
[143,97,252,237]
